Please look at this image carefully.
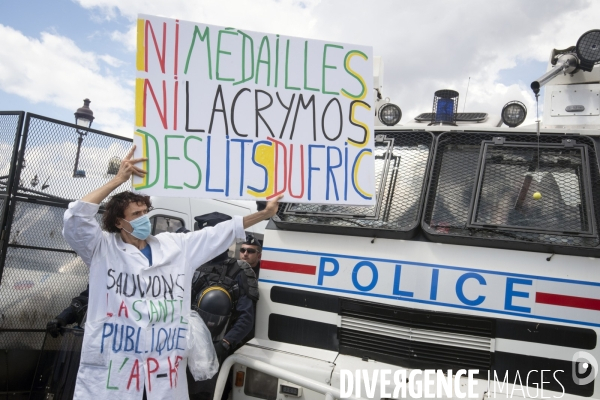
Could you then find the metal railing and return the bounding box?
[213,354,365,400]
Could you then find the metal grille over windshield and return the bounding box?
[468,140,594,236]
[422,131,600,256]
[274,130,433,239]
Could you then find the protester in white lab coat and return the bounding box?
[62,146,282,400]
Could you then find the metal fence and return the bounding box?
[0,111,25,269]
[422,131,600,257]
[0,113,131,398]
[0,113,132,349]
[29,328,84,400]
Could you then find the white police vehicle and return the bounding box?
[225,30,600,400]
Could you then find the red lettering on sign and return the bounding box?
[168,355,183,388]
[146,358,160,391]
[127,359,140,391]
[118,300,129,318]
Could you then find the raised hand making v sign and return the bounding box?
[81,145,147,205]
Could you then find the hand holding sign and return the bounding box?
[243,194,283,229]
[264,194,283,219]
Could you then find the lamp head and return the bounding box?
[74,98,95,129]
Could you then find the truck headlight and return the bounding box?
[378,103,402,126]
[501,101,527,127]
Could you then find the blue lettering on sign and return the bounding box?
[124,326,136,352]
[100,323,187,356]
[318,257,339,285]
[205,136,224,193]
[101,322,114,353]
[392,265,414,297]
[504,277,532,313]
[176,327,187,351]
[352,261,378,291]
[308,145,326,201]
[455,272,486,306]
[135,327,143,354]
[112,324,124,353]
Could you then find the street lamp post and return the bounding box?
[73,99,95,178]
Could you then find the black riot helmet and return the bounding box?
[195,286,233,340]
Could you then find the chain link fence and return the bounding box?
[0,111,25,266]
[0,114,131,353]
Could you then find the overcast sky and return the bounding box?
[0,0,598,136]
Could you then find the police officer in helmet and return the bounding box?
[187,212,258,400]
[240,234,262,278]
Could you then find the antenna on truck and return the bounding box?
[462,77,470,112]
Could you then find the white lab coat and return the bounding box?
[63,200,245,400]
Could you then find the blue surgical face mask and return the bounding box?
[121,215,151,240]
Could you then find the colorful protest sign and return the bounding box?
[134,14,375,205]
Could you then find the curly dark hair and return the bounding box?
[102,191,153,233]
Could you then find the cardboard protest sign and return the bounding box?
[134,14,375,204]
